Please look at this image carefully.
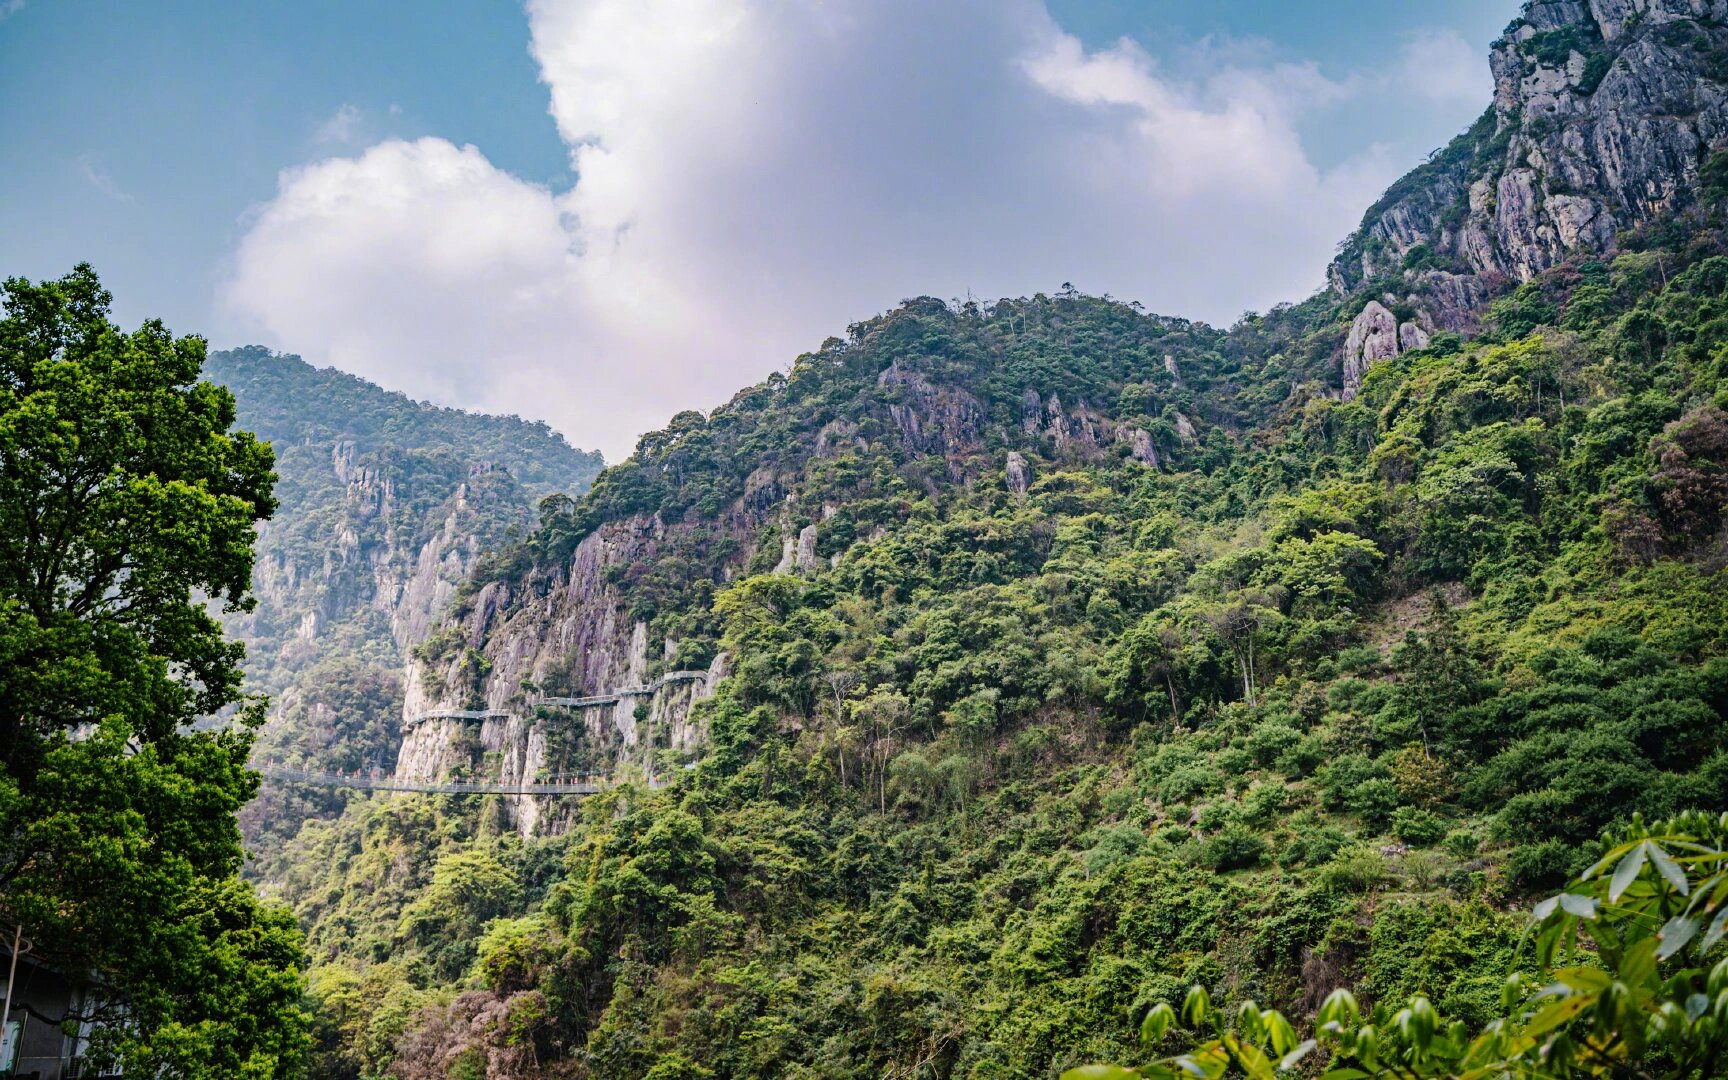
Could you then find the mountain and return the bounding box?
[204,346,603,839]
[256,4,1728,1078]
[1330,0,1728,327]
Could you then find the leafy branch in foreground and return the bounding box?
[1065,810,1728,1079]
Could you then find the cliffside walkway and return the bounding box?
[532,670,712,710]
[256,764,621,796]
[405,671,715,725]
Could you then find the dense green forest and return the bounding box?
[263,188,1728,1077]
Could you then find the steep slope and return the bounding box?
[392,301,1239,829]
[204,347,602,836]
[1330,0,1728,326]
[263,4,1728,1078]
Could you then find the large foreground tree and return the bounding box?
[0,265,307,1076]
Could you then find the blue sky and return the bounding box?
[0,0,1518,458]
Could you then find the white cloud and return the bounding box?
[222,0,1474,461]
[314,104,365,146]
[78,154,133,202]
[1396,28,1492,109]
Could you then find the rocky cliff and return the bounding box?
[390,303,1224,831]
[381,0,1728,831]
[1334,0,1727,309]
[1328,0,1728,396]
[205,347,604,781]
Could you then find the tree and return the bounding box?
[0,266,306,1076]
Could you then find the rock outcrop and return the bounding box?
[1341,300,1434,400]
[1329,0,1728,327]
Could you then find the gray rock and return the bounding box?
[1329,0,1728,325]
[1342,301,1401,400]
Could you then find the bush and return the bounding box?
[1442,830,1479,858]
[1276,733,1327,778]
[1319,845,1393,893]
[1390,807,1447,847]
[1503,839,1578,889]
[1350,779,1402,828]
[1195,801,1241,832]
[1202,827,1267,872]
[1281,825,1350,868]
[1158,763,1222,803]
[1246,722,1301,768]
[1243,781,1289,825]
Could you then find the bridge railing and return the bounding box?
[253,764,663,796]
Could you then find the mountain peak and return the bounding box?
[1329,0,1728,327]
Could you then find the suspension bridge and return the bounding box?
[263,671,713,795]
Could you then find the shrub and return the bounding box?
[1391,807,1448,847]
[1202,827,1267,872]
[1351,778,1402,828]
[1503,838,1578,889]
[1442,829,1480,858]
[1318,754,1391,811]
[1318,845,1392,893]
[1281,825,1350,868]
[1243,781,1289,825]
[1158,763,1222,803]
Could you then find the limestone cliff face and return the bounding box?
[1340,300,1432,401]
[393,512,733,834]
[245,446,497,659]
[235,449,529,696]
[207,346,604,780]
[1331,0,1728,326]
[392,347,1186,833]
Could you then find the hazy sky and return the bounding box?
[0,0,1516,460]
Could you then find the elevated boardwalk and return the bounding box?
[256,764,630,796]
[404,671,713,724]
[533,670,712,710]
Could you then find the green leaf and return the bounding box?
[1263,1011,1297,1056]
[1062,1068,1142,1080]
[1610,842,1649,902]
[1621,937,1659,987]
[1142,1002,1176,1045]
[1558,893,1598,919]
[1520,992,1594,1039]
[1582,839,1644,880]
[1230,1039,1276,1080]
[1649,843,1691,896]
[1699,903,1728,955]
[1182,986,1213,1026]
[1552,967,1611,993]
[1657,915,1700,960]
[1278,1040,1316,1071]
[1316,989,1359,1028]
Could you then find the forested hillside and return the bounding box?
[277,206,1728,1076]
[204,347,602,843]
[249,3,1728,1078]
